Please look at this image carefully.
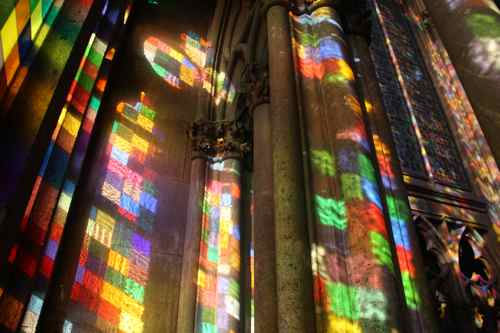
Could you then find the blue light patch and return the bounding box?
[362,178,383,209]
[120,194,140,216]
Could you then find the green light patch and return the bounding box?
[341,173,363,201]
[315,195,347,230]
[311,149,336,177]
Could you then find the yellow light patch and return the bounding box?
[345,95,361,115]
[327,315,361,333]
[137,114,153,132]
[101,182,121,204]
[96,209,115,230]
[296,43,307,59]
[219,233,229,249]
[108,250,129,275]
[86,218,96,236]
[131,134,149,153]
[364,100,373,113]
[121,295,144,318]
[179,65,195,86]
[101,282,123,308]
[34,17,50,49]
[1,11,18,60]
[197,270,206,288]
[119,312,143,333]
[58,192,72,213]
[63,112,81,137]
[170,48,183,63]
[111,133,132,153]
[338,59,354,81]
[30,1,43,38]
[93,221,113,248]
[220,219,232,234]
[207,192,220,207]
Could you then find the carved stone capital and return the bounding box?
[189,119,252,162]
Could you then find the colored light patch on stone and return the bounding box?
[311,149,336,177]
[386,196,409,221]
[362,178,382,209]
[1,10,18,57]
[144,36,198,88]
[401,271,420,309]
[390,217,411,251]
[325,281,387,322]
[358,154,376,181]
[370,231,394,272]
[315,195,347,230]
[466,13,500,39]
[340,173,363,201]
[327,314,361,333]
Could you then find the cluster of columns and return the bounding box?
[179,0,441,332]
[263,2,432,332]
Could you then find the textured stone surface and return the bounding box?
[267,5,315,332]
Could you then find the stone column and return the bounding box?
[253,103,279,333]
[176,158,207,333]
[176,1,226,331]
[266,3,316,332]
[291,3,407,332]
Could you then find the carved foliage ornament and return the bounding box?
[189,120,251,162]
[416,215,498,331]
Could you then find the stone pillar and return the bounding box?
[176,1,226,331]
[253,103,279,333]
[176,159,207,333]
[266,3,316,332]
[291,3,407,331]
[422,0,500,165]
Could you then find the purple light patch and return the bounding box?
[76,264,86,284]
[105,170,124,190]
[132,233,151,257]
[45,239,59,260]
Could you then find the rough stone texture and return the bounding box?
[253,103,279,333]
[267,5,316,332]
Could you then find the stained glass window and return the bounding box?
[369,0,469,189]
